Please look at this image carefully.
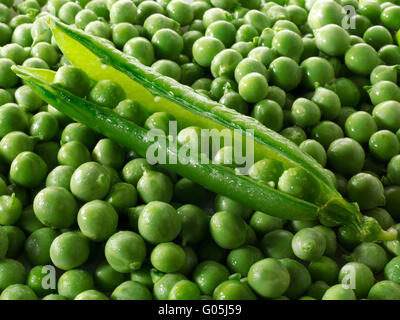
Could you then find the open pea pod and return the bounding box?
[14,17,397,241]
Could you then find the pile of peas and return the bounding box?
[1,0,400,301]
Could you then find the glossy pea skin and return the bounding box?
[0,258,26,291]
[122,158,152,186]
[70,162,111,202]
[307,0,345,30]
[77,200,118,242]
[345,111,377,144]
[57,269,94,300]
[368,280,400,300]
[193,261,229,296]
[210,49,243,79]
[248,258,290,298]
[379,44,400,66]
[322,284,356,300]
[345,43,380,76]
[50,231,90,271]
[0,284,37,300]
[210,211,247,250]
[315,24,350,56]
[61,122,98,149]
[152,28,183,61]
[57,141,91,168]
[75,9,98,29]
[292,228,326,261]
[123,37,155,66]
[300,57,335,90]
[213,280,256,300]
[153,273,187,300]
[151,242,186,273]
[327,138,365,176]
[372,100,400,132]
[92,138,126,170]
[312,226,337,257]
[0,131,37,164]
[33,186,77,229]
[0,227,8,258]
[239,72,269,103]
[105,231,146,273]
[27,265,57,297]
[251,99,284,132]
[0,104,28,138]
[308,256,339,285]
[269,56,302,91]
[24,227,58,266]
[384,256,400,285]
[15,85,43,112]
[299,139,327,167]
[311,87,341,121]
[29,112,59,141]
[53,65,91,98]
[363,25,393,50]
[138,201,181,244]
[369,130,400,162]
[137,170,173,203]
[226,245,263,277]
[347,172,385,210]
[88,80,126,109]
[338,262,374,299]
[278,167,319,202]
[192,36,225,67]
[10,151,47,188]
[280,126,307,145]
[291,97,321,128]
[368,81,400,106]
[152,59,181,81]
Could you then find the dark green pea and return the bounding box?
[281,258,312,299]
[27,265,57,297]
[209,76,237,100]
[94,261,125,292]
[0,104,28,138]
[311,87,341,121]
[327,138,365,176]
[214,194,252,220]
[308,256,339,285]
[348,242,388,274]
[143,13,180,38]
[92,138,126,170]
[53,65,91,98]
[347,172,385,210]
[311,121,344,149]
[136,1,164,25]
[137,170,173,203]
[363,25,393,50]
[18,205,44,234]
[252,99,284,132]
[261,229,295,259]
[24,227,58,266]
[322,284,356,300]
[180,62,205,86]
[88,80,126,109]
[106,182,137,214]
[219,89,249,114]
[338,262,374,299]
[306,280,330,300]
[249,211,284,236]
[280,126,307,145]
[368,81,400,106]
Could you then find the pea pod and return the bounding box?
[13,17,397,242]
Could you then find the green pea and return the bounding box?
[322,284,356,300]
[248,258,290,298]
[138,201,181,244]
[193,260,229,296]
[348,242,388,274]
[58,269,94,300]
[94,261,125,292]
[70,162,111,201]
[57,141,91,168]
[369,130,400,162]
[261,229,295,259]
[281,258,312,299]
[368,280,400,300]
